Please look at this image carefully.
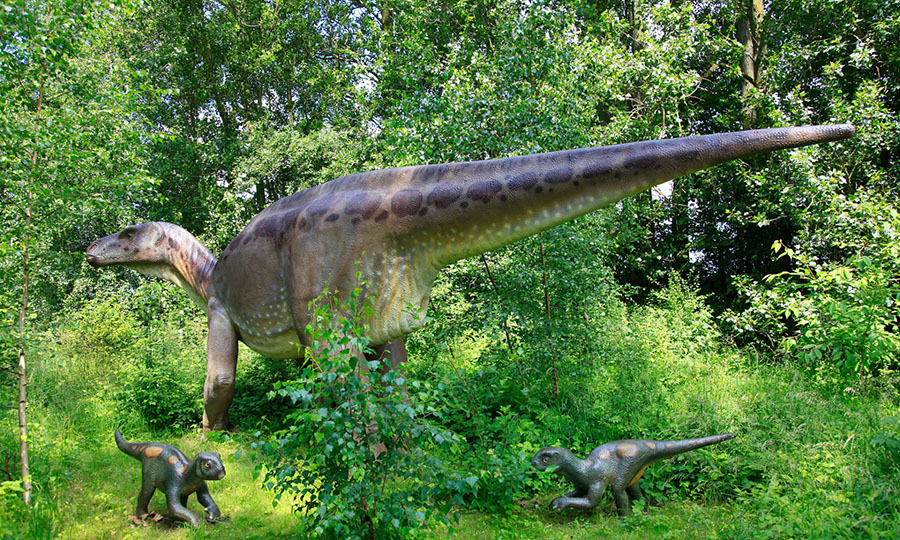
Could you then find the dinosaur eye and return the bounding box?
[542,456,548,463]
[203,462,210,468]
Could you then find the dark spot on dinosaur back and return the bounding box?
[467,180,502,203]
[624,153,658,170]
[460,201,469,208]
[418,208,427,216]
[168,238,180,250]
[326,213,339,222]
[375,210,389,222]
[674,148,701,162]
[255,216,279,238]
[352,217,362,226]
[345,193,381,219]
[535,186,543,194]
[500,194,507,202]
[426,184,462,209]
[544,167,574,184]
[391,189,423,217]
[416,165,443,184]
[227,232,245,251]
[508,172,539,191]
[297,217,309,231]
[308,198,332,219]
[582,161,614,179]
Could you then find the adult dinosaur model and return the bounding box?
[86,125,854,432]
[115,429,226,527]
[531,433,736,516]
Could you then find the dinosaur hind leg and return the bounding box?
[613,488,632,516]
[370,337,408,373]
[136,478,155,516]
[626,483,644,502]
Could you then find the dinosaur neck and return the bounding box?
[181,459,204,490]
[137,223,217,311]
[166,225,217,310]
[556,449,588,483]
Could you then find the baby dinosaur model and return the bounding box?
[115,429,225,527]
[86,125,854,432]
[531,433,736,516]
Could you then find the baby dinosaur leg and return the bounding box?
[550,481,606,510]
[613,488,632,516]
[626,483,644,502]
[165,490,203,527]
[136,478,155,516]
[196,484,221,519]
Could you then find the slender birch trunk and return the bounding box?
[17,203,33,506]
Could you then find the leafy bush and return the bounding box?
[729,195,900,385]
[246,281,476,539]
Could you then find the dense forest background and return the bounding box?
[2,0,899,538]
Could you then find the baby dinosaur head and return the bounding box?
[531,447,572,473]
[194,451,226,481]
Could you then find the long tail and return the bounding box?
[114,429,144,460]
[653,433,736,460]
[390,124,854,267]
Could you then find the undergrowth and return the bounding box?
[0,279,898,538]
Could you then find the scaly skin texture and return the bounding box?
[115,429,225,527]
[86,125,854,431]
[531,433,736,516]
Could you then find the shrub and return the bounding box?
[246,280,476,539]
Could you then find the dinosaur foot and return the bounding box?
[128,512,178,529]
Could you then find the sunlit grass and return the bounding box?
[53,434,297,540]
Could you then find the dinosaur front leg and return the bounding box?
[202,299,238,432]
[165,490,203,527]
[550,481,606,510]
[196,484,222,519]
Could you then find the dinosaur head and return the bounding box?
[531,447,571,473]
[194,451,226,481]
[86,222,171,270]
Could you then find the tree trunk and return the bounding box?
[737,0,764,126]
[17,203,33,506]
[538,234,559,399]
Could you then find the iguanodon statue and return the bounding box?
[531,433,736,515]
[86,124,854,431]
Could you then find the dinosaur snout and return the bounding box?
[86,241,101,267]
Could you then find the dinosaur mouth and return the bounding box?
[86,253,101,267]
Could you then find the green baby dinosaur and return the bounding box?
[532,433,735,516]
[115,429,226,527]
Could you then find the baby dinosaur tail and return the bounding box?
[114,429,144,460]
[654,433,736,460]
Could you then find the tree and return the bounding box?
[0,0,150,503]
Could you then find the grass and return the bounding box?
[0,425,297,540]
[3,292,899,539]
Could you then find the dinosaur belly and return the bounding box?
[240,327,303,359]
